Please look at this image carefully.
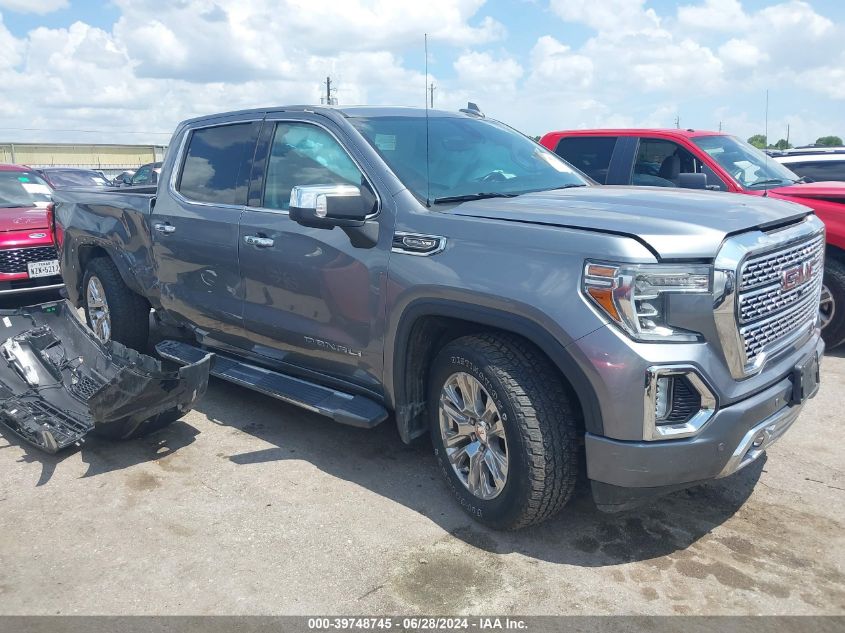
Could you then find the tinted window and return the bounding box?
[554,136,616,184]
[132,165,151,184]
[177,124,258,204]
[263,122,364,210]
[784,160,845,183]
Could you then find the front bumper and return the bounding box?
[586,332,823,511]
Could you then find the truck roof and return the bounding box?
[178,105,473,128]
[0,164,31,172]
[545,128,727,139]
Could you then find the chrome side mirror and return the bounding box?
[289,184,369,228]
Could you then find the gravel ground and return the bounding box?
[0,294,842,615]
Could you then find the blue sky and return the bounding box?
[0,0,843,145]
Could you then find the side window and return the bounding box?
[553,136,617,184]
[177,122,259,205]
[263,122,364,210]
[787,160,845,182]
[633,138,727,189]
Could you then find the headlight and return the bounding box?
[582,261,712,342]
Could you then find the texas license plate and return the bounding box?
[791,353,820,405]
[27,260,60,278]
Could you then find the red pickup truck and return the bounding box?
[0,165,63,296]
[540,129,845,348]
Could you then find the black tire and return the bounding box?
[822,257,845,350]
[82,257,150,351]
[93,408,184,440]
[428,333,580,530]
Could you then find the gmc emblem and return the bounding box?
[781,261,814,291]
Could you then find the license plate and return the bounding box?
[791,353,820,405]
[27,259,60,278]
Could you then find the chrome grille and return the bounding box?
[737,233,823,367]
[0,246,58,274]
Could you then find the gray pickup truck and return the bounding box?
[53,105,824,529]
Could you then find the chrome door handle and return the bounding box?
[153,222,176,234]
[244,235,274,248]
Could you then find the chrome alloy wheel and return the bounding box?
[86,276,111,341]
[820,284,835,330]
[439,372,509,500]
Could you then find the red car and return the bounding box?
[0,165,62,296]
[540,129,845,347]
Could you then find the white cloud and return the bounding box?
[528,36,593,88]
[0,0,67,14]
[718,38,767,68]
[549,0,660,33]
[453,50,523,91]
[676,0,749,31]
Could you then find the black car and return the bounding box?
[36,168,112,189]
[117,162,162,187]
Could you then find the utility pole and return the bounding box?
[674,115,680,129]
[718,121,722,132]
[322,76,337,105]
[429,82,435,108]
[786,123,790,146]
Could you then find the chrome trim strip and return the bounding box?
[642,365,717,441]
[0,282,64,295]
[717,402,803,478]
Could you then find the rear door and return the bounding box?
[237,113,393,394]
[151,118,261,346]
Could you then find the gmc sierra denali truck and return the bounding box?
[53,105,824,530]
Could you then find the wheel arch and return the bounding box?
[76,242,149,307]
[388,298,603,444]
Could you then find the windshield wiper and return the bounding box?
[432,192,519,204]
[748,179,789,188]
[548,184,588,190]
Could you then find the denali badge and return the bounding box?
[781,261,814,291]
[304,335,362,357]
[28,233,47,239]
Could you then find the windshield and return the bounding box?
[692,135,800,190]
[0,170,52,208]
[45,170,111,188]
[349,115,589,202]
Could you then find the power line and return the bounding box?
[0,127,172,135]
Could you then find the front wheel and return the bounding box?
[821,257,845,350]
[428,334,580,530]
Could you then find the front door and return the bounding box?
[151,119,260,346]
[238,114,394,394]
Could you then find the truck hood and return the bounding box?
[768,181,845,201]
[448,186,811,259]
[0,205,51,232]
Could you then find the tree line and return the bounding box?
[748,135,843,150]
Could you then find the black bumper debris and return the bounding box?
[0,300,212,453]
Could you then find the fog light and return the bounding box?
[752,433,766,448]
[654,376,672,421]
[644,366,717,440]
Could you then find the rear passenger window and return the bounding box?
[177,123,259,205]
[786,160,845,183]
[554,136,617,184]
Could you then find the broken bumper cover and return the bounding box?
[0,300,212,453]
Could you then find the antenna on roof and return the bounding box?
[424,33,431,208]
[764,89,770,197]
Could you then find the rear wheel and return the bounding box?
[428,333,579,530]
[83,257,150,351]
[821,257,845,349]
